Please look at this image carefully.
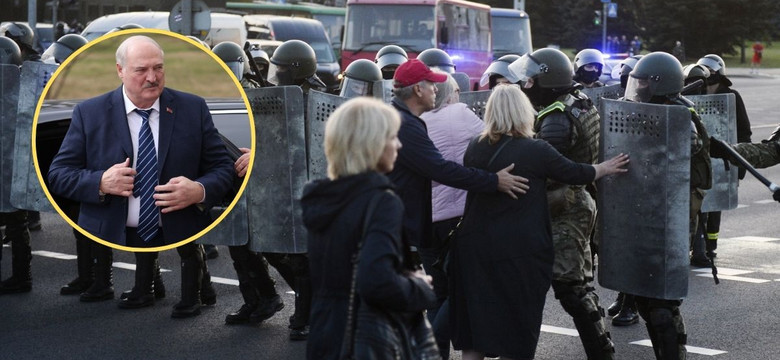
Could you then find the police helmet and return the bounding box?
[611,54,643,88]
[573,48,604,72]
[0,36,22,65]
[375,45,408,79]
[41,33,87,65]
[625,52,684,103]
[340,59,382,98]
[186,35,210,50]
[417,48,455,74]
[683,64,710,83]
[249,46,270,78]
[0,22,35,50]
[507,48,573,89]
[480,54,520,88]
[268,39,318,86]
[212,41,246,81]
[696,54,726,76]
[106,23,144,34]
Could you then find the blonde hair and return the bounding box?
[325,97,401,179]
[481,84,536,143]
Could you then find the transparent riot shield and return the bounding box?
[0,64,21,212]
[452,72,470,92]
[580,83,623,114]
[307,90,348,181]
[245,86,308,253]
[459,90,491,121]
[687,93,738,212]
[597,99,692,300]
[373,79,393,103]
[11,61,58,212]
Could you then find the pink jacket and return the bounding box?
[420,102,485,222]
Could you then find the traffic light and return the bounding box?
[594,10,602,25]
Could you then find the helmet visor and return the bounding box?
[224,60,243,81]
[697,57,721,73]
[41,42,73,65]
[339,77,371,98]
[267,62,291,86]
[624,74,658,103]
[480,61,510,87]
[507,54,544,85]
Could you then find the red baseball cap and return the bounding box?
[393,59,448,88]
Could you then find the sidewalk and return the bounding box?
[727,67,779,78]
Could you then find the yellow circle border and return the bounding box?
[32,28,256,252]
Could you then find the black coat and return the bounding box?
[302,172,437,360]
[388,99,496,248]
[449,136,595,358]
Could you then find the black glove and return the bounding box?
[709,137,731,160]
[774,189,780,203]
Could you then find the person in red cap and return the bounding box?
[387,58,529,264]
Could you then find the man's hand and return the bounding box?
[496,163,530,200]
[773,189,780,203]
[154,176,205,213]
[234,147,251,178]
[408,269,433,289]
[99,158,135,197]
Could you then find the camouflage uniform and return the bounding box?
[536,91,615,359]
[733,141,780,169]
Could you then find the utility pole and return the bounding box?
[601,1,608,53]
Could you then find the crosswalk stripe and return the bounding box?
[540,325,579,337]
[211,276,239,286]
[692,267,753,276]
[726,236,780,242]
[630,340,727,355]
[695,274,770,283]
[31,250,76,260]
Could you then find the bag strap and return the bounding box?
[339,189,387,360]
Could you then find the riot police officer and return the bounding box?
[693,54,752,268]
[267,39,326,92]
[417,48,456,74]
[624,51,712,360]
[339,59,382,98]
[41,33,88,65]
[0,36,31,295]
[211,41,285,327]
[508,48,615,359]
[479,54,520,89]
[573,48,605,88]
[0,22,40,61]
[611,54,643,89]
[374,44,408,80]
[682,64,710,95]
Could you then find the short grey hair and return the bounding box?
[392,80,429,100]
[115,35,164,67]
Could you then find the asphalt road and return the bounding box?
[2,70,780,359]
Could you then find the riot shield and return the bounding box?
[11,61,58,212]
[307,90,348,181]
[580,83,623,114]
[245,86,308,253]
[459,90,491,121]
[197,192,249,247]
[687,93,738,212]
[373,79,393,103]
[0,64,21,212]
[452,72,470,92]
[597,99,692,300]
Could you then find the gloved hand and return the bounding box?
[774,189,780,203]
[709,137,732,160]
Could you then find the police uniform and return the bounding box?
[536,90,615,359]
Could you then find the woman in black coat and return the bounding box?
[449,85,629,360]
[302,97,438,360]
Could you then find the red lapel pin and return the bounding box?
[166,107,173,114]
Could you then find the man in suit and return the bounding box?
[48,35,234,317]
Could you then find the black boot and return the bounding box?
[607,292,623,317]
[612,293,639,326]
[80,245,114,302]
[121,258,165,300]
[172,244,203,318]
[226,261,259,325]
[289,276,311,341]
[0,211,32,295]
[249,254,283,324]
[27,211,41,231]
[200,245,216,306]
[117,252,155,308]
[61,232,94,295]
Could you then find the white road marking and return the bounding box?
[540,325,579,337]
[727,236,780,242]
[210,276,239,286]
[754,199,776,205]
[630,340,727,355]
[696,274,770,283]
[692,267,753,276]
[736,204,749,209]
[31,250,76,260]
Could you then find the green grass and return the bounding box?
[723,41,778,69]
[45,32,242,100]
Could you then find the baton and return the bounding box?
[711,138,780,192]
[680,79,704,95]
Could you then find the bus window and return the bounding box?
[438,3,490,52]
[344,4,435,53]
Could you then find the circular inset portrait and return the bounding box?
[33,29,254,252]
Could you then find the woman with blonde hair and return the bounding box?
[302,97,439,360]
[449,85,629,360]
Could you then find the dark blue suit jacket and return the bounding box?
[48,86,234,246]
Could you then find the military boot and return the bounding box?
[80,245,114,302]
[61,233,93,295]
[288,276,311,341]
[248,252,283,323]
[226,262,259,324]
[171,247,203,318]
[118,252,155,308]
[647,308,687,360]
[607,292,623,317]
[0,212,32,295]
[612,293,639,326]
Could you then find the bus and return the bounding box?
[341,0,492,89]
[490,8,532,60]
[226,1,345,55]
